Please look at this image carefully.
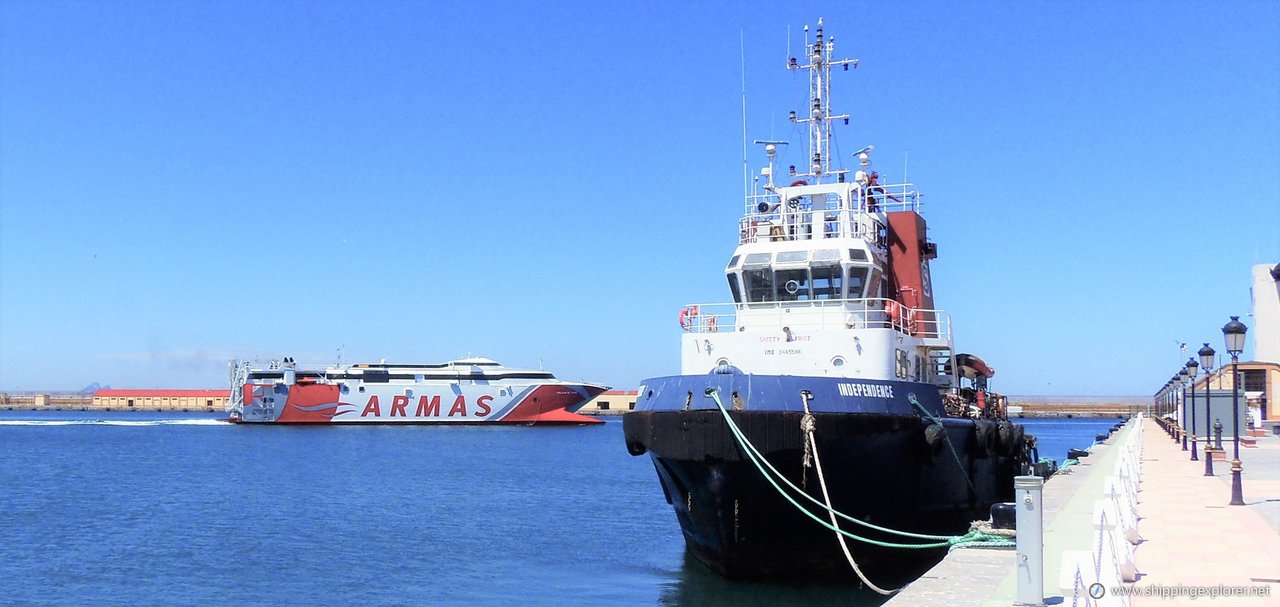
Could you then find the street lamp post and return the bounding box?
[1180,368,1190,451]
[1199,343,1216,476]
[1223,316,1247,506]
[1187,358,1199,461]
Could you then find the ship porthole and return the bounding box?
[832,356,846,367]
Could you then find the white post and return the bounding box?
[1015,475,1045,606]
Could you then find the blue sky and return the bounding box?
[2,1,1277,395]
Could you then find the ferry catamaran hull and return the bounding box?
[228,357,606,425]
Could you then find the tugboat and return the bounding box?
[623,18,1031,586]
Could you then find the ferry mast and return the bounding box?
[788,17,857,184]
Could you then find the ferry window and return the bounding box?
[727,273,743,303]
[775,269,811,301]
[725,255,740,270]
[744,269,775,302]
[812,265,843,300]
[846,267,870,299]
[848,248,868,261]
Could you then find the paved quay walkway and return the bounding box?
[885,419,1139,607]
[1132,418,1279,606]
[886,418,1279,606]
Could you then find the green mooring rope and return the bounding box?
[705,388,1012,551]
[708,390,955,542]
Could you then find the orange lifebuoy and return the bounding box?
[678,305,699,331]
[885,300,901,323]
[790,179,809,187]
[706,316,718,332]
[887,300,916,332]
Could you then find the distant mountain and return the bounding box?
[78,383,110,394]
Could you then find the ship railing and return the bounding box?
[739,184,921,245]
[681,298,952,341]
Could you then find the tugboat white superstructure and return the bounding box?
[624,18,1031,583]
[228,357,606,425]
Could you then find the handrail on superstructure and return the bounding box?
[739,181,921,245]
[680,298,952,341]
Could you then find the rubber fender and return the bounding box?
[997,421,1025,457]
[973,421,999,458]
[923,422,947,461]
[626,437,647,456]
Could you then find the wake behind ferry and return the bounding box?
[623,18,1033,586]
[228,357,606,425]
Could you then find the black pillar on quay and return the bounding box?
[1199,343,1216,476]
[1223,315,1246,507]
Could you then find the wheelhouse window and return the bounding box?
[812,265,843,299]
[845,267,870,299]
[744,268,775,302]
[742,253,774,303]
[775,268,811,301]
[727,273,743,303]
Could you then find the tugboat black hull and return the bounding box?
[624,409,1027,582]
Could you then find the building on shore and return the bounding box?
[578,390,638,415]
[92,389,228,411]
[1174,263,1280,428]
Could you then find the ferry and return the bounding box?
[623,19,1033,585]
[227,357,607,424]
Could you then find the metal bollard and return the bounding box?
[1015,475,1045,606]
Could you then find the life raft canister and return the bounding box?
[678,305,700,331]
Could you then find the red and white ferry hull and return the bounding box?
[228,358,606,425]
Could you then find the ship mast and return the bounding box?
[788,17,857,184]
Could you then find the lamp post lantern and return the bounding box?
[1222,316,1247,506]
[1199,343,1216,476]
[1182,361,1192,461]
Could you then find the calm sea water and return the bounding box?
[0,412,1114,606]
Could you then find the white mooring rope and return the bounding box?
[800,391,901,595]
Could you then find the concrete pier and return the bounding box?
[884,417,1279,606]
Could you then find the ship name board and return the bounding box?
[360,394,494,418]
[838,382,894,399]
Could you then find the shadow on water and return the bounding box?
[658,551,892,607]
